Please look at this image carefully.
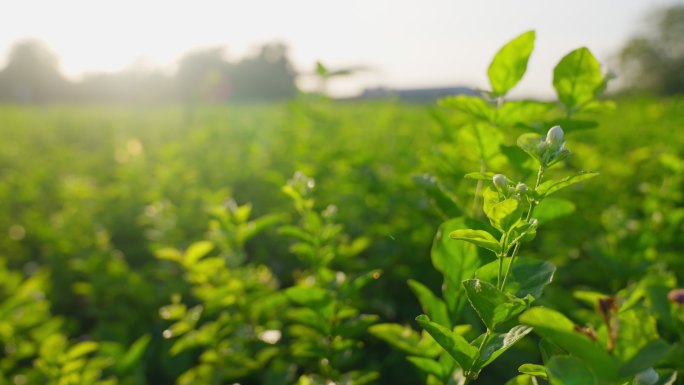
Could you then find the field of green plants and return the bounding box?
[1,32,684,385]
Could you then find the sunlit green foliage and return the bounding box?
[0,32,683,385]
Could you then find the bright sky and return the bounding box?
[1,0,682,97]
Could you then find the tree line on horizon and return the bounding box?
[0,4,683,104]
[0,39,298,104]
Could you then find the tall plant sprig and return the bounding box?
[373,30,614,385]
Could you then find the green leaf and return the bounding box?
[488,30,536,96]
[539,339,565,364]
[505,375,537,385]
[415,314,479,370]
[553,47,603,113]
[431,218,482,317]
[536,172,599,197]
[473,325,533,372]
[619,340,672,378]
[66,341,99,361]
[518,363,548,379]
[654,370,677,385]
[611,309,660,361]
[184,241,214,265]
[115,334,151,374]
[475,257,555,299]
[408,279,450,327]
[485,198,520,232]
[516,133,544,164]
[534,198,576,225]
[546,355,598,385]
[546,118,598,132]
[496,100,554,127]
[439,95,495,122]
[285,287,334,316]
[464,171,497,181]
[449,229,502,254]
[413,174,462,218]
[519,307,619,381]
[278,225,315,244]
[463,279,527,330]
[407,356,445,379]
[368,323,441,357]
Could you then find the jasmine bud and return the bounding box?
[633,368,659,385]
[516,183,528,195]
[492,174,508,193]
[545,126,565,146]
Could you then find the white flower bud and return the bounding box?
[545,126,565,145]
[516,183,528,194]
[529,218,538,228]
[492,174,508,193]
[633,368,658,385]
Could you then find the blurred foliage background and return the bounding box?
[1,3,683,385]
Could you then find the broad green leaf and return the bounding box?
[496,100,554,127]
[464,171,497,181]
[415,314,479,370]
[473,325,533,372]
[285,286,334,316]
[115,334,151,374]
[518,363,548,379]
[368,323,441,357]
[431,218,482,318]
[553,47,603,113]
[536,172,599,197]
[413,174,462,218]
[475,257,555,299]
[408,279,450,327]
[505,375,537,385]
[483,186,502,215]
[516,133,544,164]
[184,241,214,265]
[654,370,677,385]
[534,197,575,225]
[440,95,495,122]
[449,229,502,255]
[465,123,504,163]
[278,225,315,244]
[488,30,536,96]
[463,279,527,330]
[619,340,672,378]
[539,339,565,364]
[546,118,598,132]
[66,341,99,360]
[610,309,672,377]
[547,355,598,385]
[288,308,330,334]
[519,307,619,380]
[486,198,520,232]
[339,371,380,385]
[407,356,445,379]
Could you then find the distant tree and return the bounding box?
[230,43,298,101]
[176,48,231,103]
[619,4,684,95]
[0,39,70,102]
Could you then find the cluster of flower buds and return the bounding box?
[537,126,571,167]
[492,174,530,200]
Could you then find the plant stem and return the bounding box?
[465,329,491,384]
[501,166,545,291]
[472,159,487,218]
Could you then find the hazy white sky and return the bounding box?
[1,0,682,96]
